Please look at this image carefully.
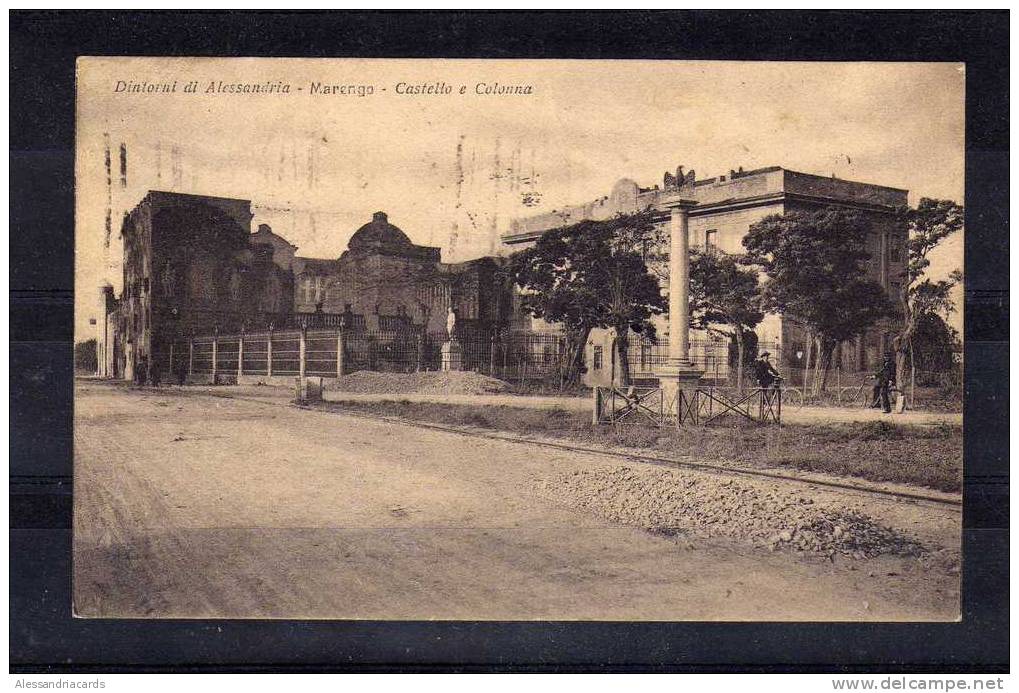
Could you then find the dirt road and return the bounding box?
[74,381,959,620]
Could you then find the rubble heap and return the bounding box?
[533,466,927,560]
[330,370,511,396]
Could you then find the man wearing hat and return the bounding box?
[753,351,782,390]
[871,352,897,413]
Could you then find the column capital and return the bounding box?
[659,196,698,211]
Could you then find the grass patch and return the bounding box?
[317,399,962,493]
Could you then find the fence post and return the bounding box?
[416,331,423,372]
[168,342,174,376]
[211,337,218,383]
[592,387,601,425]
[490,333,497,376]
[266,330,273,377]
[336,329,345,377]
[188,338,194,378]
[299,326,307,379]
[237,335,244,379]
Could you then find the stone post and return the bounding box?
[656,197,702,418]
[211,337,218,383]
[266,330,274,377]
[299,326,307,379]
[336,330,345,377]
[188,338,194,378]
[489,332,497,376]
[237,335,244,379]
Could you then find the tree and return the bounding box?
[688,248,764,389]
[509,210,666,387]
[742,207,895,393]
[911,312,961,377]
[890,198,964,398]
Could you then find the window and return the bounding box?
[592,345,604,370]
[705,229,718,250]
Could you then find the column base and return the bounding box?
[656,361,703,415]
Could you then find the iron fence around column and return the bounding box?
[625,334,783,385]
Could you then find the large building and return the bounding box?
[293,211,513,334]
[98,191,296,381]
[98,193,514,381]
[503,165,909,386]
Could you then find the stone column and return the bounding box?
[656,197,702,416]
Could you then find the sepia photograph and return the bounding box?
[72,56,966,622]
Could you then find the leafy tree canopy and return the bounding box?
[509,210,667,386]
[509,210,667,337]
[742,207,895,347]
[689,248,763,336]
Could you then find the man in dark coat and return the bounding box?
[753,351,781,389]
[871,353,897,413]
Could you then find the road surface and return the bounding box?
[74,381,959,620]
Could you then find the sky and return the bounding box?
[75,58,965,340]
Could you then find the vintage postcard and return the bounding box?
[73,57,964,620]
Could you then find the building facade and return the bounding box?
[99,191,296,381]
[98,196,514,381]
[293,211,514,334]
[503,165,909,386]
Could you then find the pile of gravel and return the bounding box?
[331,371,511,396]
[532,466,927,560]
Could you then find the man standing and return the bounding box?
[871,353,897,413]
[753,351,781,390]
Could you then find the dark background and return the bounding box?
[10,10,1009,672]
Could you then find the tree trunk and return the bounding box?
[891,331,910,404]
[803,329,813,397]
[908,337,917,410]
[734,329,745,391]
[816,336,837,393]
[559,326,591,390]
[614,326,632,387]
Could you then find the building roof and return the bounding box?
[250,222,298,250]
[503,165,910,245]
[348,211,414,250]
[295,257,341,275]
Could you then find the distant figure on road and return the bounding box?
[753,352,781,390]
[871,353,897,413]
